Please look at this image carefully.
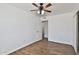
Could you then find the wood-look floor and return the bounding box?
[10,39,76,55]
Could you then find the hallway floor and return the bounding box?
[10,39,76,55]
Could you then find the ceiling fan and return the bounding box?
[30,3,52,15]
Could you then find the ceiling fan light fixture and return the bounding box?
[37,10,45,15]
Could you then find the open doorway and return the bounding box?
[42,21,48,40]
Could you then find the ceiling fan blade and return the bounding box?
[45,3,52,8]
[44,10,52,13]
[32,3,38,7]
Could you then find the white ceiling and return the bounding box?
[8,3,79,15]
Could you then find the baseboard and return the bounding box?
[48,39,72,46]
[1,39,42,55]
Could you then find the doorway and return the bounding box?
[42,21,48,40]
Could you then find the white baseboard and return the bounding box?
[1,39,42,55]
[48,39,72,46]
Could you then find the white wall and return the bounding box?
[48,12,75,46]
[72,4,79,53]
[0,4,42,54]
